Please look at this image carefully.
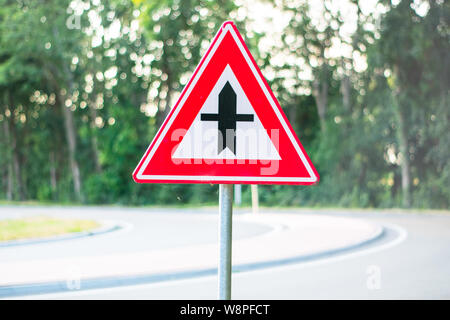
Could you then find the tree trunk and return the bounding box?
[156,57,173,127]
[340,75,351,112]
[2,119,13,201]
[396,105,411,208]
[50,151,57,199]
[313,79,328,132]
[392,64,412,208]
[8,116,26,200]
[156,85,172,127]
[6,162,13,201]
[89,104,102,173]
[51,80,83,202]
[288,102,297,125]
[60,94,83,202]
[50,26,83,202]
[46,82,83,202]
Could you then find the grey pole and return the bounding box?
[218,184,233,300]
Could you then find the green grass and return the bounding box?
[0,216,100,242]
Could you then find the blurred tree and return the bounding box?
[0,0,447,209]
[133,0,240,125]
[0,0,88,201]
[374,0,449,208]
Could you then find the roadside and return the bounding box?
[0,208,383,297]
[1,201,448,215]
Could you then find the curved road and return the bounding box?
[0,206,271,261]
[1,206,449,299]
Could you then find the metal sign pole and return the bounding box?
[218,184,233,300]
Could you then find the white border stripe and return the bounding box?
[136,24,317,183]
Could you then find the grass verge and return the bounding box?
[0,216,100,242]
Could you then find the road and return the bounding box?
[1,206,449,299]
[0,206,271,261]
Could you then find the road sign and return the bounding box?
[133,20,319,301]
[133,21,318,185]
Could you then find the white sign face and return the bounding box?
[172,65,281,161]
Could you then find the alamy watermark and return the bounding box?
[66,265,82,290]
[366,265,381,290]
[170,127,281,175]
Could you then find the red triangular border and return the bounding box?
[133,21,319,185]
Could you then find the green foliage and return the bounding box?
[0,0,448,209]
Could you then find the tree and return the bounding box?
[375,0,449,208]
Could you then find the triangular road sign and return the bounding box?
[133,21,319,185]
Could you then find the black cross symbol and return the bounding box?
[201,81,254,155]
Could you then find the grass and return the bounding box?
[0,200,448,215]
[0,216,100,242]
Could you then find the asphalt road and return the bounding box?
[1,206,449,299]
[0,206,271,262]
